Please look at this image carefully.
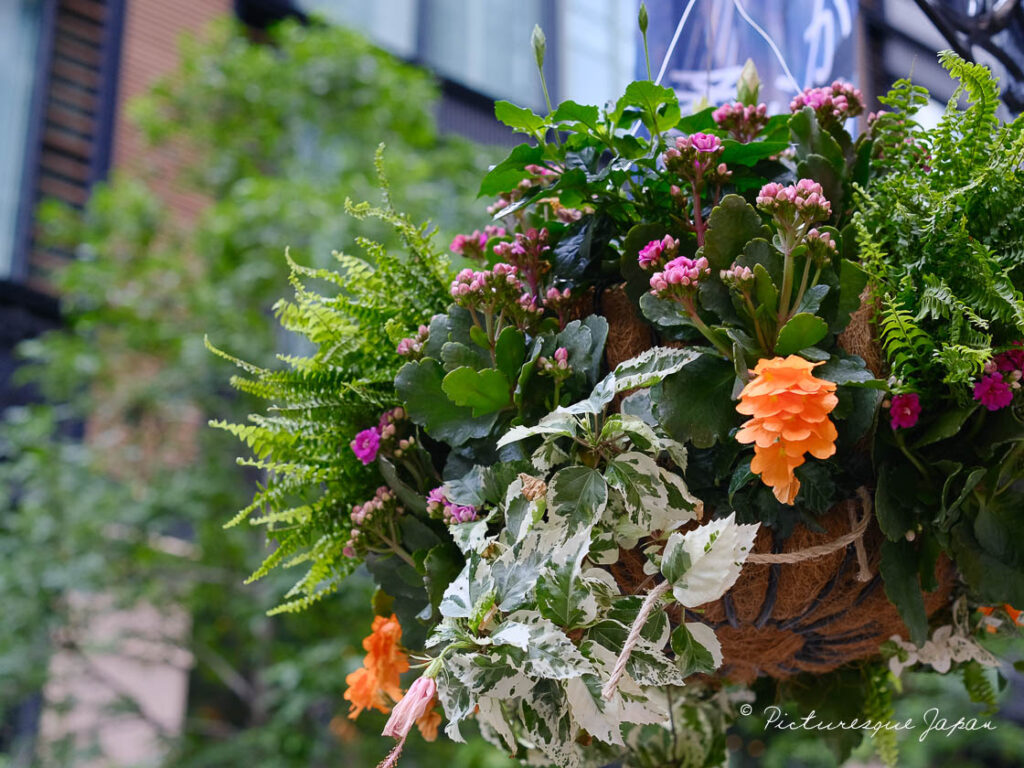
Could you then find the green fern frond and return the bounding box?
[879,299,934,379]
[962,660,999,716]
[864,665,899,768]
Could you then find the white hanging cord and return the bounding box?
[655,0,700,86]
[730,0,802,93]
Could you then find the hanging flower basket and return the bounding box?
[214,39,1024,768]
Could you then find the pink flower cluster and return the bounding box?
[397,325,430,359]
[449,225,506,259]
[650,255,711,300]
[790,81,865,123]
[343,486,404,558]
[889,392,921,430]
[712,101,769,142]
[350,408,407,465]
[538,346,571,379]
[638,235,679,270]
[804,228,837,264]
[425,486,478,525]
[756,179,832,226]
[493,227,551,299]
[663,133,730,186]
[720,263,754,291]
[974,347,1024,411]
[450,263,537,325]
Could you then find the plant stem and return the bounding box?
[894,429,928,477]
[690,182,706,247]
[791,255,814,319]
[684,297,731,358]
[744,294,770,352]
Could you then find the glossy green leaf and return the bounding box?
[775,313,829,355]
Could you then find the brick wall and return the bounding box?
[112,0,230,221]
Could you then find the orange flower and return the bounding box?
[735,355,838,505]
[415,698,442,742]
[363,614,409,701]
[344,667,390,718]
[343,614,410,719]
[978,604,1023,633]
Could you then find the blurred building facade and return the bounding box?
[1,0,1023,763]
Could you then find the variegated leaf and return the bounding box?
[662,513,759,607]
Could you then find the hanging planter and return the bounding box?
[213,32,1024,768]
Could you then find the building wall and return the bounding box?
[33,3,228,765]
[113,0,231,221]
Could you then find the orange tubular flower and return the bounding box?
[415,699,442,742]
[363,614,410,702]
[735,355,838,505]
[343,614,410,719]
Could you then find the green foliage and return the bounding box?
[858,51,1024,390]
[1,17,499,767]
[863,665,899,768]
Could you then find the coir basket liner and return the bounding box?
[597,284,955,682]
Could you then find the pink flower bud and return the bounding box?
[382,677,437,741]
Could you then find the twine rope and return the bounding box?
[745,488,874,582]
[601,580,671,701]
[601,490,875,700]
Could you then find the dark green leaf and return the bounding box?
[880,539,928,646]
[479,143,545,197]
[775,313,829,355]
[702,195,769,271]
[655,354,737,448]
[396,359,497,445]
[494,326,526,382]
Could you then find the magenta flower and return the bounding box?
[995,343,1024,372]
[350,427,381,465]
[638,235,678,270]
[690,132,723,153]
[382,676,437,741]
[890,393,921,430]
[974,374,1014,411]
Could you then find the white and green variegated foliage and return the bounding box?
[427,348,758,767]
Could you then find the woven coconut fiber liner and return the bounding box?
[610,500,955,683]
[596,283,954,680]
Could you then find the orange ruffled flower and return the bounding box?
[343,614,410,719]
[735,355,838,505]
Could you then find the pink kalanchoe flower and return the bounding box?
[995,343,1024,372]
[444,504,478,524]
[553,347,569,369]
[720,263,754,291]
[974,374,1015,411]
[690,132,722,153]
[712,101,769,142]
[890,393,922,430]
[425,486,446,519]
[350,427,381,465]
[650,256,711,300]
[790,81,864,122]
[449,230,488,257]
[638,235,678,270]
[382,676,437,741]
